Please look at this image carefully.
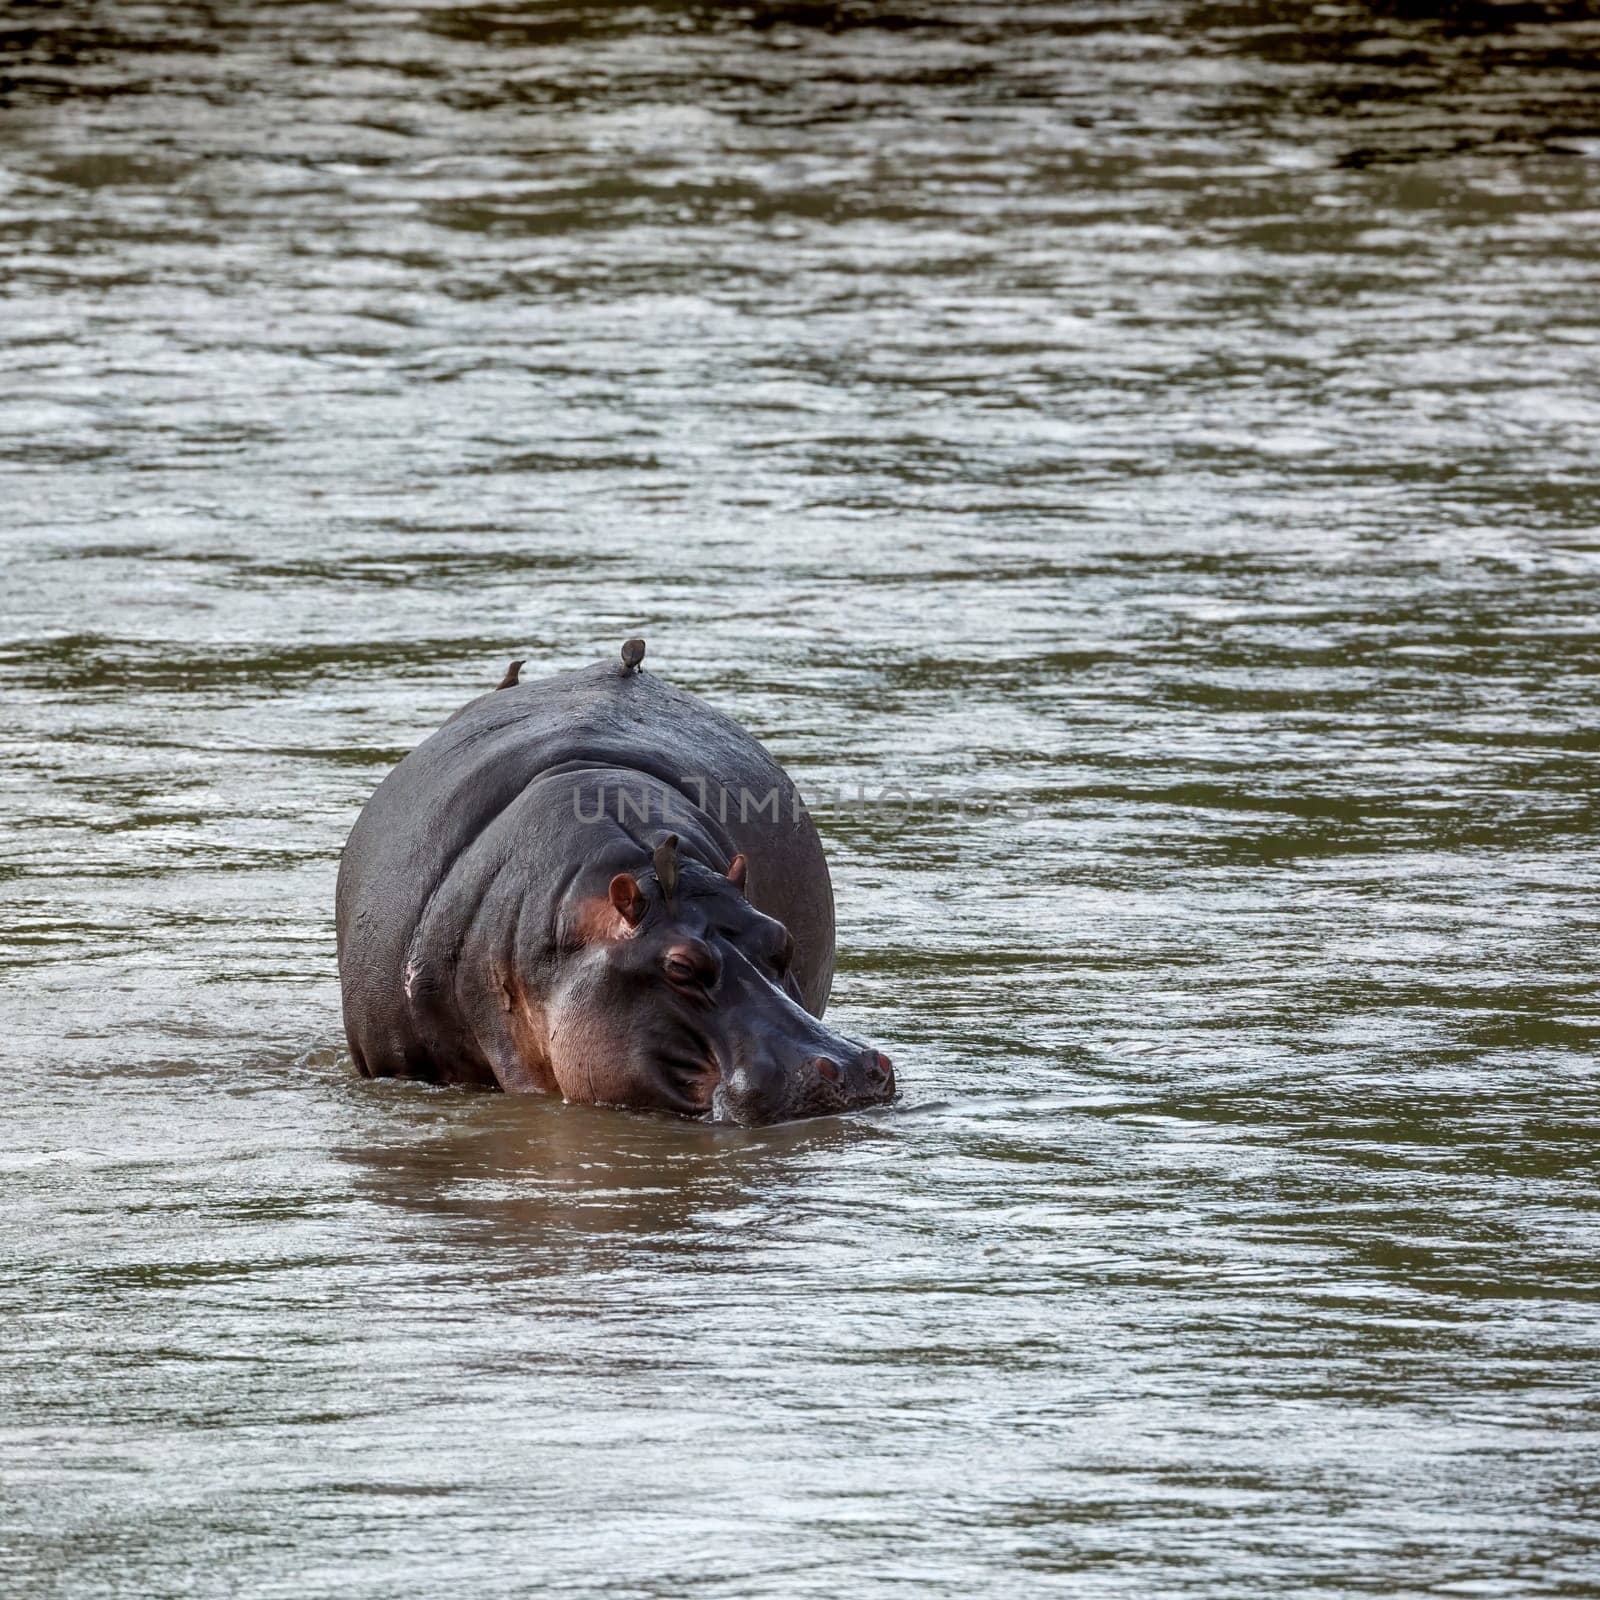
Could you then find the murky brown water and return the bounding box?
[3,4,1599,1596]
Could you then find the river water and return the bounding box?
[3,3,1599,1595]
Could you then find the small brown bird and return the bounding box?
[620,637,646,675]
[497,658,524,690]
[653,833,679,897]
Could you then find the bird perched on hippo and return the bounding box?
[335,641,895,1124]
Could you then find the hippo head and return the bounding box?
[542,836,894,1125]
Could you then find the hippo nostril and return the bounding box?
[814,1056,842,1084]
[872,1052,893,1078]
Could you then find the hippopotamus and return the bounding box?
[335,641,895,1124]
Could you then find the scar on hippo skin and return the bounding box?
[497,658,524,689]
[335,643,895,1123]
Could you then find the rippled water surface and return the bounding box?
[4,4,1600,1595]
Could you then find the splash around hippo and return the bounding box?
[335,642,895,1124]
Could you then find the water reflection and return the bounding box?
[340,1083,900,1255]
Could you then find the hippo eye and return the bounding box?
[772,931,795,974]
[664,953,705,986]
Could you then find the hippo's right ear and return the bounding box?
[608,872,646,928]
[726,854,748,893]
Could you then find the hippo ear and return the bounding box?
[726,854,748,893]
[608,873,645,928]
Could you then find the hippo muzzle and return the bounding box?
[714,1045,897,1126]
[701,964,896,1125]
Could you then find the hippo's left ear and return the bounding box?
[608,873,646,928]
[726,854,748,893]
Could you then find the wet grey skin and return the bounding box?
[336,643,895,1124]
